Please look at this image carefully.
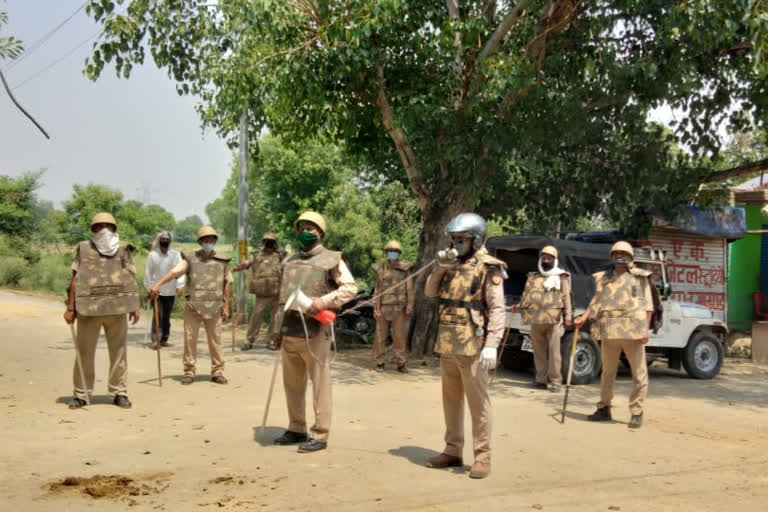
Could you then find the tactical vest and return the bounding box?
[373,261,413,310]
[183,250,231,319]
[249,250,282,297]
[591,267,651,340]
[520,272,569,325]
[278,246,341,338]
[75,241,139,316]
[435,250,506,357]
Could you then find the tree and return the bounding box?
[0,171,43,238]
[175,214,204,242]
[85,0,768,353]
[0,9,23,61]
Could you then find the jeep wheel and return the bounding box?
[683,331,724,379]
[561,331,601,385]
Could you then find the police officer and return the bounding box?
[424,213,506,479]
[520,245,573,392]
[149,226,232,385]
[63,212,140,409]
[372,240,414,373]
[272,212,357,453]
[233,232,283,350]
[575,241,653,429]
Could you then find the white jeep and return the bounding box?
[487,237,728,384]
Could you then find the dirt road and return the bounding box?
[1,290,767,511]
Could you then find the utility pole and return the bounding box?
[236,112,249,324]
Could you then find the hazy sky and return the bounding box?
[0,1,233,222]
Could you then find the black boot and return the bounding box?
[375,363,385,372]
[628,414,643,429]
[397,365,408,374]
[274,431,308,445]
[587,406,612,422]
[68,397,87,409]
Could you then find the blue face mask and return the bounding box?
[201,242,215,252]
[386,251,400,261]
[453,239,471,256]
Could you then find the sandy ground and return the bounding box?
[1,289,767,512]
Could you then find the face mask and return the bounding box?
[201,242,216,252]
[93,228,119,256]
[264,242,276,250]
[541,261,554,271]
[386,251,400,261]
[159,241,170,250]
[297,231,319,249]
[612,257,629,266]
[453,239,471,257]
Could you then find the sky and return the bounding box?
[0,0,234,222]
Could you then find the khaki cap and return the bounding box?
[610,241,634,257]
[197,226,218,241]
[293,211,327,234]
[262,232,277,242]
[90,212,117,228]
[540,245,558,258]
[385,240,402,252]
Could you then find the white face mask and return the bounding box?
[93,228,120,256]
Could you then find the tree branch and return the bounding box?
[446,0,462,79]
[478,0,532,61]
[700,159,768,184]
[375,65,429,211]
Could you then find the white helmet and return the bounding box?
[445,213,487,248]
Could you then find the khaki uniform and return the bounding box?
[424,249,506,463]
[71,241,139,400]
[588,267,653,415]
[246,250,283,344]
[372,260,414,366]
[171,252,233,377]
[520,272,573,385]
[276,244,357,442]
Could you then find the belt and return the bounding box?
[438,298,486,311]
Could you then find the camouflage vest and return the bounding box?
[278,246,341,338]
[249,250,282,297]
[373,261,413,310]
[520,272,569,325]
[591,267,651,340]
[435,250,506,357]
[75,241,139,316]
[183,250,231,319]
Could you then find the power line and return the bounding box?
[4,28,103,92]
[2,1,89,73]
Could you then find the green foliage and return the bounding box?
[0,9,23,61]
[0,171,44,238]
[60,183,178,248]
[174,215,204,242]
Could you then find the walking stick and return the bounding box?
[561,326,581,424]
[260,352,281,433]
[231,289,236,352]
[68,323,90,405]
[154,297,162,387]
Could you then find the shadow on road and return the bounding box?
[252,426,287,446]
[388,446,468,474]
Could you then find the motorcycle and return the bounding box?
[334,289,376,344]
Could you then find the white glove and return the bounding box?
[480,346,497,371]
[437,248,459,264]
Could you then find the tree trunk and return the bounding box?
[408,198,468,356]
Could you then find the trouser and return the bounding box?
[73,314,128,400]
[281,331,332,442]
[531,323,563,385]
[151,295,175,342]
[439,353,492,463]
[373,307,408,366]
[183,304,225,377]
[597,338,648,415]
[247,294,279,343]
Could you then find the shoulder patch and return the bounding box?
[491,274,503,285]
[630,266,652,277]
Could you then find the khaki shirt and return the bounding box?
[317,259,358,310]
[374,261,415,312]
[587,270,654,315]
